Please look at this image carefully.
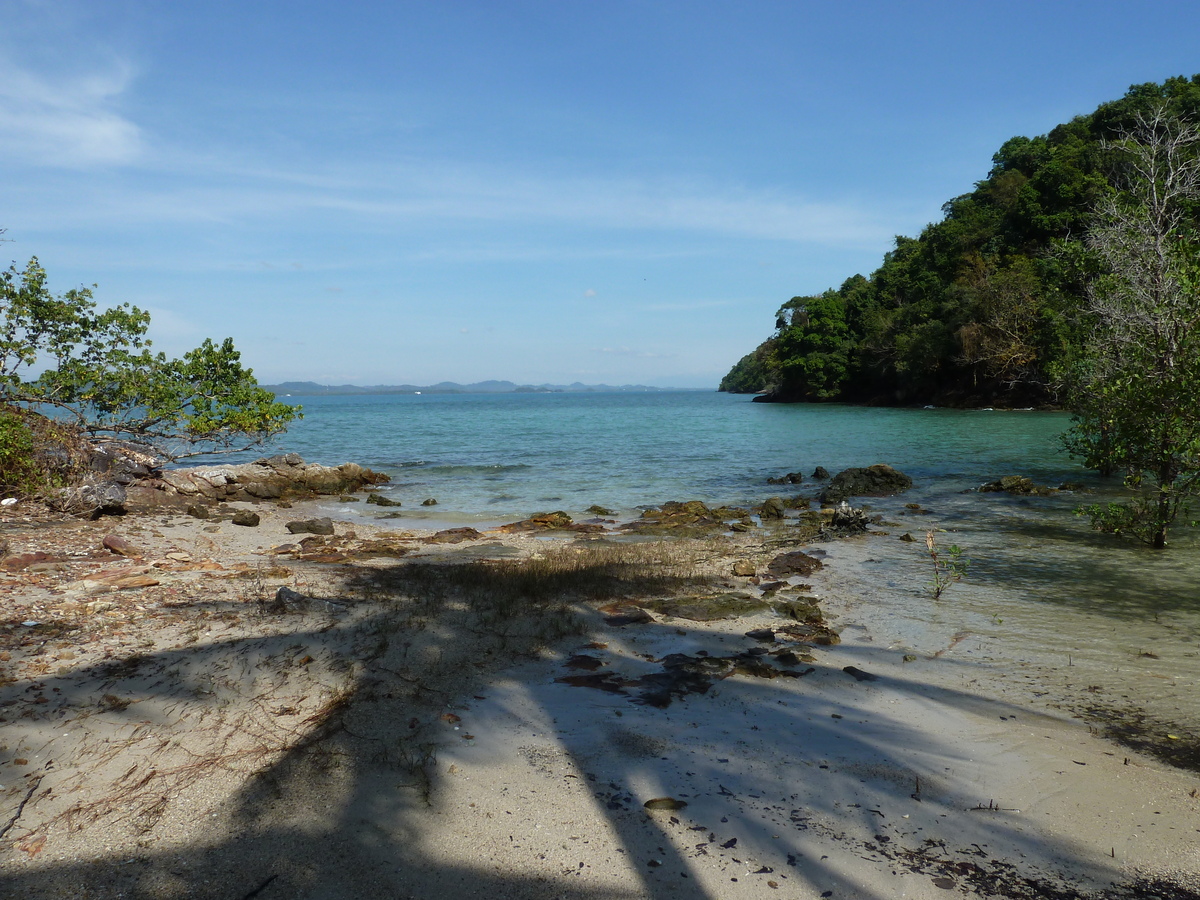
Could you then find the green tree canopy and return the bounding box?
[0,255,299,461]
[720,75,1200,409]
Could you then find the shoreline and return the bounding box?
[1,497,1198,898]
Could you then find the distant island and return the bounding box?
[260,380,709,396]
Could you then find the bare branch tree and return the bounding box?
[1065,107,1200,548]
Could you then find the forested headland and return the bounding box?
[721,75,1200,407]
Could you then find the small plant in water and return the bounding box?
[925,529,969,599]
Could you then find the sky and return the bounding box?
[2,1,1199,388]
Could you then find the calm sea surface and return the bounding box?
[239,390,1079,523]
[225,390,1200,747]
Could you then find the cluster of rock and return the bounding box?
[150,454,389,502]
[817,464,912,504]
[978,475,1062,496]
[54,447,391,517]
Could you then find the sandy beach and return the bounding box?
[1,496,1198,899]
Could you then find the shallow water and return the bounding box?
[236,391,1200,753]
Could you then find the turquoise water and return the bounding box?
[231,390,1200,752]
[245,391,1080,521]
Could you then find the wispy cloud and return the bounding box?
[7,149,893,250]
[594,347,675,360]
[0,57,142,167]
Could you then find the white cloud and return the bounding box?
[594,347,674,360]
[583,288,597,297]
[0,58,142,167]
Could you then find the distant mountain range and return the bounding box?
[261,380,707,396]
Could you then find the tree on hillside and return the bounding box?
[0,256,299,466]
[1063,108,1200,549]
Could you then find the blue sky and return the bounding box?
[2,1,1198,388]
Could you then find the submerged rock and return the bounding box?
[645,592,769,622]
[979,475,1057,496]
[819,464,912,504]
[496,511,577,532]
[767,471,804,485]
[766,550,823,577]
[366,492,401,507]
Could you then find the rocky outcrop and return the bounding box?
[818,464,912,504]
[978,475,1057,496]
[139,453,389,504]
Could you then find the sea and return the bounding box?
[216,389,1200,757]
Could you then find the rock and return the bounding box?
[758,497,785,519]
[70,481,127,516]
[811,466,830,479]
[623,500,724,535]
[286,517,335,536]
[979,475,1057,496]
[1,552,61,572]
[496,511,574,532]
[102,534,141,558]
[766,550,823,577]
[898,532,916,542]
[366,493,401,507]
[645,592,769,621]
[587,504,615,515]
[600,603,655,626]
[643,797,688,811]
[87,441,162,484]
[232,510,261,527]
[767,471,804,485]
[150,456,389,502]
[186,504,210,519]
[426,527,483,544]
[732,559,756,576]
[421,498,438,506]
[160,471,201,494]
[819,464,912,504]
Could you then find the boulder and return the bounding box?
[426,527,482,544]
[766,550,824,577]
[819,464,912,504]
[102,534,141,557]
[496,511,573,532]
[150,456,388,502]
[286,517,335,536]
[366,493,401,507]
[811,466,831,480]
[758,497,785,519]
[767,472,804,485]
[979,475,1057,496]
[79,482,127,515]
[232,510,261,527]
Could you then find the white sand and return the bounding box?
[1,501,1198,899]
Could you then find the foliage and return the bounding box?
[771,291,852,400]
[925,530,969,599]
[718,338,777,393]
[0,255,299,462]
[0,404,90,495]
[1062,108,1200,549]
[721,75,1200,407]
